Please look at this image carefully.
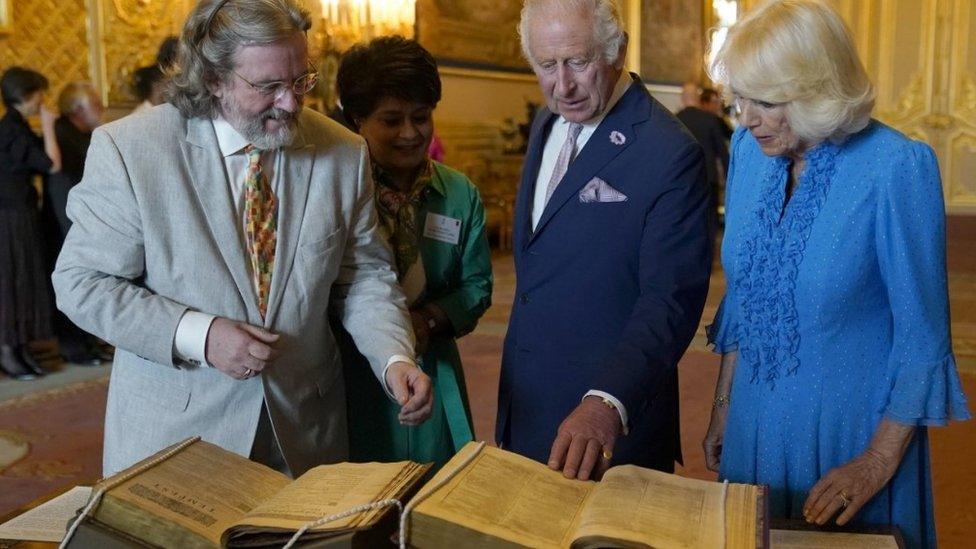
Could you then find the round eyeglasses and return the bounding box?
[232,67,319,98]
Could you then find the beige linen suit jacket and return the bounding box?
[52,104,414,476]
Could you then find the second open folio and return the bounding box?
[64,438,428,548]
[408,441,768,548]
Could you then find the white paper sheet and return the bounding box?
[0,486,92,542]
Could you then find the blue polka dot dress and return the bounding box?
[709,121,970,548]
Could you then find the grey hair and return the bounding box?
[167,0,311,119]
[519,0,627,66]
[57,81,97,115]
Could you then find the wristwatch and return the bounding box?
[418,308,436,331]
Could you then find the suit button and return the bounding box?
[520,293,529,304]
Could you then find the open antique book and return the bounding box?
[408,442,768,549]
[67,438,429,548]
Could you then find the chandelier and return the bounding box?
[319,0,416,51]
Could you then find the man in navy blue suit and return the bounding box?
[497,0,711,480]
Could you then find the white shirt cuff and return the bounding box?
[173,311,217,367]
[584,390,630,435]
[381,355,419,401]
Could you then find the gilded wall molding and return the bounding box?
[950,1,976,116]
[947,133,976,205]
[0,0,12,34]
[877,73,926,125]
[88,0,190,108]
[0,0,90,102]
[959,76,976,115]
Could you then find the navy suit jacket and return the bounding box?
[496,75,711,471]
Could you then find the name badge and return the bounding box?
[423,212,462,245]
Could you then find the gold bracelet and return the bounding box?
[713,394,731,408]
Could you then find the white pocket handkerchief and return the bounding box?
[579,177,628,203]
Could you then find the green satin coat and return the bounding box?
[342,161,492,470]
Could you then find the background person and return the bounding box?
[0,67,61,380]
[677,84,730,232]
[43,81,106,366]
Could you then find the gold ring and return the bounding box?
[838,490,851,507]
[601,450,612,460]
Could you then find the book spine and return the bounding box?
[757,484,769,549]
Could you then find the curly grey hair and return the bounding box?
[167,0,311,119]
[518,0,627,66]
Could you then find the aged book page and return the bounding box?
[571,465,727,549]
[96,440,290,546]
[0,486,92,542]
[411,444,593,548]
[232,461,423,531]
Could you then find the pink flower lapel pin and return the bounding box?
[609,130,626,145]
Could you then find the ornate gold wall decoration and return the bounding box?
[948,134,976,201]
[832,0,976,212]
[0,0,12,34]
[877,73,927,125]
[0,0,89,100]
[89,0,191,108]
[958,76,976,115]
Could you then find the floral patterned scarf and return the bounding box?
[373,159,433,279]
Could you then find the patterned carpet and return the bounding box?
[0,378,105,519]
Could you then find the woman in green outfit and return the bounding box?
[336,36,493,470]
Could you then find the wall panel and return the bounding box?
[0,0,90,101]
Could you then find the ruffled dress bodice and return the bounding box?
[709,123,969,549]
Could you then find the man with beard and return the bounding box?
[53,0,432,476]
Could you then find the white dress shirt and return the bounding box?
[173,118,412,398]
[530,71,634,433]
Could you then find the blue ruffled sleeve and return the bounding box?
[707,296,739,354]
[876,140,971,426]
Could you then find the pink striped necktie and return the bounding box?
[544,122,584,206]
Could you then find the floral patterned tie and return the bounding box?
[243,145,276,319]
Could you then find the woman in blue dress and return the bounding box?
[702,2,970,547]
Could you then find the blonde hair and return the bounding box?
[708,0,875,143]
[519,0,627,66]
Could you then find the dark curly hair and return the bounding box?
[336,36,441,130]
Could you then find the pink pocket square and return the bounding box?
[579,177,628,203]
